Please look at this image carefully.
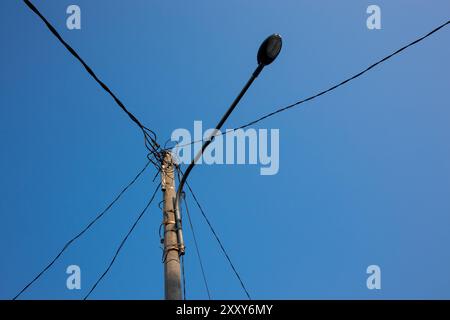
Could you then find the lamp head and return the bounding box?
[257,34,282,66]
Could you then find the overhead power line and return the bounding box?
[185,180,251,300]
[176,167,211,299]
[22,0,449,301]
[182,194,212,299]
[84,182,161,300]
[22,0,161,165]
[236,20,450,130]
[171,20,450,150]
[13,160,152,300]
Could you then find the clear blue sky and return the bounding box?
[1,0,449,299]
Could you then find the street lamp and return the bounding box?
[173,34,283,255]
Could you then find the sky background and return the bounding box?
[1,0,449,300]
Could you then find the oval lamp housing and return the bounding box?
[257,34,282,66]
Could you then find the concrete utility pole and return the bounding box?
[161,152,182,300]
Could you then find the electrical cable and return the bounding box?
[237,20,450,130]
[23,0,162,162]
[84,182,161,300]
[12,160,152,300]
[182,194,212,299]
[176,168,211,299]
[184,180,251,300]
[170,20,450,150]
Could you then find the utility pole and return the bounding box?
[161,151,182,300]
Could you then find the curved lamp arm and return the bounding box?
[173,34,282,255]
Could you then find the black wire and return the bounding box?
[12,160,152,300]
[237,20,450,130]
[23,0,161,158]
[184,180,251,300]
[176,168,211,299]
[84,182,161,300]
[143,130,162,162]
[147,153,164,174]
[168,20,450,150]
[24,0,447,300]
[182,193,212,299]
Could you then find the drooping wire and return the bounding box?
[23,0,162,163]
[237,20,450,130]
[182,195,212,299]
[13,160,152,300]
[184,180,251,300]
[169,19,450,150]
[176,167,211,299]
[84,182,161,300]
